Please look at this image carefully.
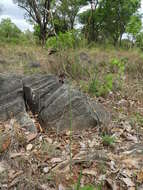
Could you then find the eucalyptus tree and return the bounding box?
[13,0,55,44]
[79,0,141,45]
[100,0,141,46]
[126,14,142,44]
[53,0,88,34]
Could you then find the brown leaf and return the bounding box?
[82,169,97,176]
[0,161,10,173]
[26,143,33,151]
[26,133,37,142]
[0,133,11,153]
[8,170,23,182]
[121,177,135,187]
[137,170,143,183]
[121,158,139,169]
[10,152,25,159]
[105,178,118,190]
[51,157,63,163]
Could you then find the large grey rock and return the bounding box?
[23,74,110,130]
[0,74,110,132]
[0,74,37,133]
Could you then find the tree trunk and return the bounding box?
[39,26,47,45]
[119,34,122,46]
[113,35,118,47]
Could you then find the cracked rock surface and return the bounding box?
[0,74,110,131]
[0,74,36,133]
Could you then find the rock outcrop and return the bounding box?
[23,75,110,130]
[0,74,110,131]
[0,74,36,133]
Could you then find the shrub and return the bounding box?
[102,135,116,146]
[0,18,21,41]
[80,185,95,190]
[88,58,125,97]
[88,74,114,97]
[46,30,81,50]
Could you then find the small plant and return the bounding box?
[135,113,143,126]
[102,135,116,146]
[110,58,125,83]
[88,58,125,97]
[131,112,143,127]
[88,74,114,97]
[79,185,95,190]
[46,30,80,50]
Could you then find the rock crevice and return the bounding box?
[0,74,110,131]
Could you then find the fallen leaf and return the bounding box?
[51,158,63,163]
[0,133,11,153]
[43,167,49,174]
[0,161,10,173]
[8,170,23,182]
[121,177,135,187]
[137,170,143,183]
[26,143,33,151]
[105,178,118,190]
[126,134,138,143]
[59,184,65,190]
[123,121,132,132]
[82,169,97,176]
[121,158,139,169]
[45,137,53,144]
[128,187,136,190]
[26,133,37,142]
[10,152,25,159]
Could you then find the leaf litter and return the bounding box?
[0,91,143,190]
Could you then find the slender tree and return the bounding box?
[79,0,141,45]
[54,0,88,33]
[13,0,55,44]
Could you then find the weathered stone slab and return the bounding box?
[0,73,110,132]
[0,74,36,133]
[23,74,110,130]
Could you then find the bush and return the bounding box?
[102,135,116,146]
[46,30,81,50]
[0,18,21,41]
[87,58,126,97]
[88,74,114,97]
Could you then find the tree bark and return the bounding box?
[40,26,47,45]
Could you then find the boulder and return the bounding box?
[0,74,110,132]
[23,74,110,130]
[0,74,36,133]
[29,61,41,68]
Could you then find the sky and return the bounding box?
[0,0,143,32]
[0,0,33,31]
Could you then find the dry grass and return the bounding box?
[0,43,143,101]
[0,43,143,76]
[0,43,143,189]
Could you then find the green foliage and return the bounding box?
[33,24,41,41]
[79,185,95,190]
[79,0,141,45]
[55,0,88,31]
[88,58,125,97]
[136,32,143,49]
[0,18,21,42]
[102,135,116,146]
[75,168,96,190]
[79,7,104,42]
[88,74,114,97]
[0,18,35,45]
[126,15,142,41]
[110,58,125,75]
[133,113,143,126]
[46,30,81,50]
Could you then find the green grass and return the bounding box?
[102,135,116,146]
